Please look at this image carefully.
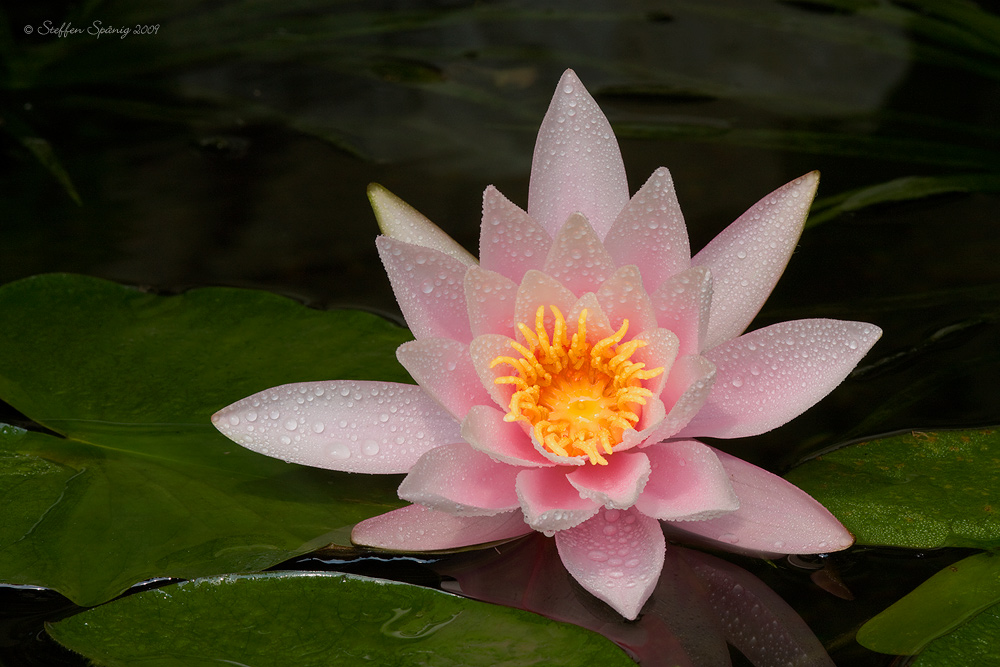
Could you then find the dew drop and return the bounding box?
[279,436,291,445]
[720,533,739,544]
[330,443,351,460]
[284,419,298,431]
[731,377,744,388]
[312,422,325,434]
[588,550,608,562]
[362,440,380,456]
[736,250,747,259]
[246,411,258,422]
[604,509,621,523]
[228,415,240,426]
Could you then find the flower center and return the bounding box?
[490,306,663,465]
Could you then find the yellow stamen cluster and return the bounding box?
[490,306,664,465]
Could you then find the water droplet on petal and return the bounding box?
[330,443,351,460]
[362,440,380,456]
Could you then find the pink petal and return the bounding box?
[596,265,659,337]
[650,266,713,357]
[461,405,552,468]
[528,69,629,239]
[631,327,680,398]
[513,270,578,334]
[679,318,883,439]
[635,441,739,521]
[665,448,854,555]
[212,380,460,474]
[396,338,492,422]
[368,183,477,266]
[603,167,691,288]
[678,548,836,667]
[398,443,521,516]
[464,266,518,337]
[376,236,472,342]
[645,354,717,442]
[468,333,520,409]
[567,291,613,341]
[516,467,599,533]
[352,504,531,551]
[692,172,819,350]
[566,451,651,509]
[479,185,551,281]
[555,507,665,620]
[542,213,616,295]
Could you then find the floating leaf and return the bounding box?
[785,428,1000,549]
[857,551,1000,656]
[0,274,414,605]
[913,600,1000,666]
[46,571,635,666]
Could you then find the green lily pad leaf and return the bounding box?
[913,600,1000,666]
[0,274,414,605]
[807,173,1000,227]
[857,551,1000,655]
[47,571,635,667]
[785,428,1000,548]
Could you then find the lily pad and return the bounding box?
[46,571,635,667]
[0,274,414,605]
[913,601,1000,666]
[857,551,1000,655]
[785,428,1000,548]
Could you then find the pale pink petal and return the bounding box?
[376,236,472,342]
[396,338,492,422]
[692,172,819,350]
[631,328,680,398]
[679,319,882,439]
[461,405,552,468]
[555,507,665,620]
[635,441,739,521]
[513,270,578,334]
[211,380,460,474]
[352,504,531,551]
[368,183,477,266]
[516,467,599,533]
[542,213,616,294]
[469,333,520,409]
[528,69,629,239]
[604,167,691,287]
[650,266,713,357]
[567,292,613,341]
[566,451,651,509]
[398,443,521,516]
[665,448,854,555]
[465,266,518,337]
[678,548,836,667]
[479,185,551,281]
[644,354,717,442]
[596,265,659,336]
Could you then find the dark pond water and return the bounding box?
[2,0,999,664]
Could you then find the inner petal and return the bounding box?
[490,305,664,466]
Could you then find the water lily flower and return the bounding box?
[212,69,881,620]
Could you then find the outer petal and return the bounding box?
[376,236,472,342]
[211,380,460,474]
[461,405,553,468]
[479,185,551,281]
[465,266,518,338]
[566,451,652,509]
[650,266,713,357]
[396,338,492,422]
[516,467,600,533]
[528,69,629,239]
[368,183,477,266]
[469,333,521,409]
[692,172,819,350]
[555,507,665,620]
[604,167,691,288]
[635,441,739,521]
[631,327,680,399]
[352,504,531,551]
[398,443,521,516]
[679,318,882,439]
[665,448,854,555]
[542,213,616,295]
[596,265,659,337]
